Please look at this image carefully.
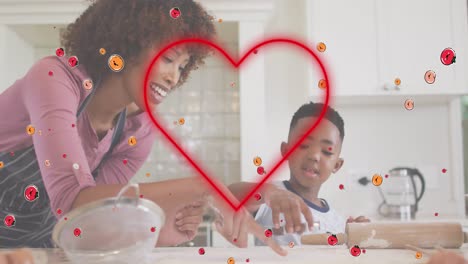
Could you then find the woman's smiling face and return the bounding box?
[123,47,191,112]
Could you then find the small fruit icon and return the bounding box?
[372,174,383,186]
[394,78,401,86]
[254,193,262,201]
[170,7,181,19]
[328,234,338,246]
[253,156,262,166]
[405,99,414,111]
[440,48,456,65]
[316,42,326,52]
[4,215,15,227]
[257,166,265,175]
[350,245,361,257]
[24,185,39,202]
[74,227,82,237]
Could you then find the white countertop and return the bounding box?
[153,246,468,264]
[5,245,468,264]
[4,218,468,263]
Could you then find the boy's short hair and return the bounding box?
[289,101,345,141]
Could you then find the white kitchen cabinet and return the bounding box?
[306,0,468,99]
[306,0,379,96]
[377,0,464,94]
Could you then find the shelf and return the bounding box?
[309,91,468,106]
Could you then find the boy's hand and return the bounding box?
[346,216,371,223]
[264,187,315,234]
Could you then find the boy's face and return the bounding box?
[281,116,344,188]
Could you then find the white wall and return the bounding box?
[0,25,35,91]
[259,0,462,219]
[262,0,310,181]
[35,47,56,61]
[325,104,455,219]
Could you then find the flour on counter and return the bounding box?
[359,229,391,248]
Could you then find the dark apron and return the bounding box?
[0,76,127,248]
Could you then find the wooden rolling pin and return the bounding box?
[301,222,468,249]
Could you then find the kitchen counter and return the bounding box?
[4,245,468,264]
[4,218,468,263]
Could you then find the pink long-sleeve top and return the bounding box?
[0,55,156,218]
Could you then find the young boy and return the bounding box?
[229,101,369,246]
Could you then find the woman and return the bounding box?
[0,0,286,256]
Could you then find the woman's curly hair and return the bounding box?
[61,0,216,87]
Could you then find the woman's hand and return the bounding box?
[156,199,207,246]
[174,200,206,241]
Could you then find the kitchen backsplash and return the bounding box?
[132,43,241,186]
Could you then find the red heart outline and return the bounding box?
[143,38,331,211]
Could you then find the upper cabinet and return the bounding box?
[306,0,379,96]
[306,0,468,99]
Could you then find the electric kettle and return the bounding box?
[377,167,426,221]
